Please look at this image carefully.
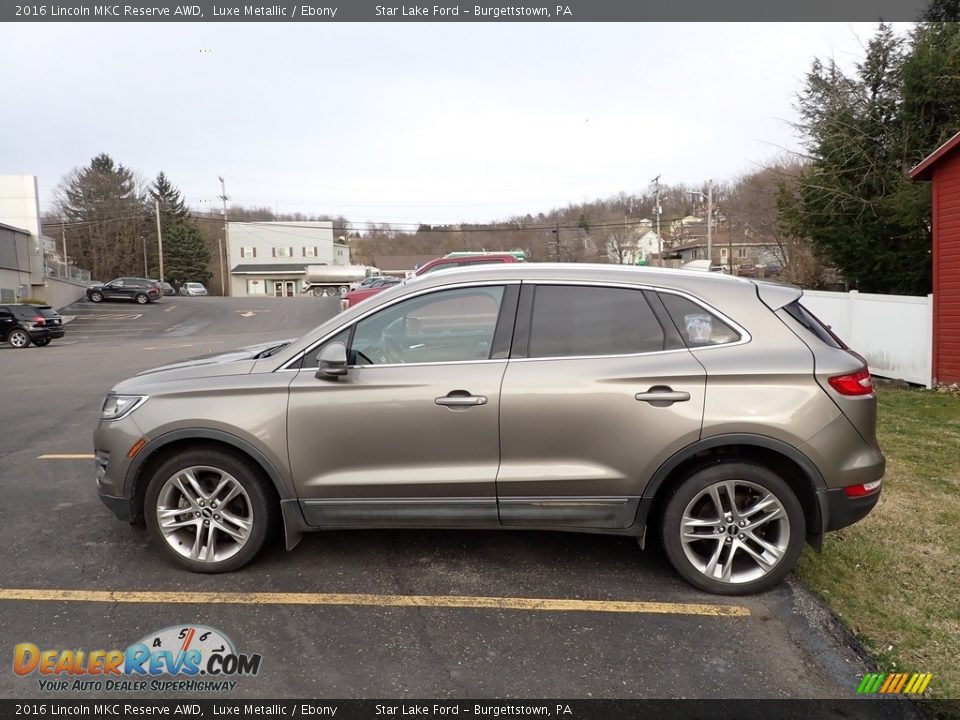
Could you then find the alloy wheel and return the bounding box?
[679,479,791,585]
[8,330,29,348]
[154,465,254,564]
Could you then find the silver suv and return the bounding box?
[95,264,884,594]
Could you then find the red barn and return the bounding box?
[910,130,960,386]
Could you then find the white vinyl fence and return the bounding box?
[799,290,933,388]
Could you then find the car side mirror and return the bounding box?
[315,341,349,380]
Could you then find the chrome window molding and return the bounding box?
[279,277,751,371]
[279,279,519,371]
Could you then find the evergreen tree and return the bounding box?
[778,25,933,295]
[901,4,960,162]
[56,153,148,281]
[149,172,211,288]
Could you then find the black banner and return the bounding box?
[0,0,934,22]
[0,700,956,720]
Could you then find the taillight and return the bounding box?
[828,368,873,396]
[32,316,45,326]
[844,479,882,497]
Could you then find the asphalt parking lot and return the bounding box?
[0,296,883,701]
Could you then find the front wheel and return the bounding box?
[89,291,103,303]
[144,448,276,573]
[660,462,804,595]
[7,329,31,348]
[135,293,149,304]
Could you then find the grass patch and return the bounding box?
[797,387,960,698]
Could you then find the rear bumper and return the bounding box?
[819,486,881,532]
[29,327,65,340]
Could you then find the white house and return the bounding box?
[608,224,663,265]
[228,221,349,297]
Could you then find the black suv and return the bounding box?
[86,278,162,304]
[0,304,65,348]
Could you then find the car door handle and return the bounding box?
[635,387,691,405]
[435,394,488,407]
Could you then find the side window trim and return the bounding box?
[643,290,686,352]
[510,284,535,359]
[489,284,520,360]
[289,282,515,370]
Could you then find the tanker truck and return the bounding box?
[302,265,381,297]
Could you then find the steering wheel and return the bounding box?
[381,333,406,364]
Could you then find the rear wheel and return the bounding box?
[89,291,103,303]
[33,337,51,347]
[312,288,325,297]
[135,293,149,304]
[7,329,31,348]
[660,462,804,595]
[144,448,276,573]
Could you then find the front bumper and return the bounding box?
[98,491,133,521]
[94,417,145,521]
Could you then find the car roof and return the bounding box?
[346,263,802,320]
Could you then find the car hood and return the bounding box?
[133,338,296,377]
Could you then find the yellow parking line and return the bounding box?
[37,454,94,459]
[0,589,749,616]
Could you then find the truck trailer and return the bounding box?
[302,265,381,297]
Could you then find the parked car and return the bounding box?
[87,278,161,304]
[349,275,389,292]
[0,304,65,348]
[94,264,884,593]
[179,282,208,297]
[340,253,520,311]
[160,282,176,296]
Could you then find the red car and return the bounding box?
[339,253,522,311]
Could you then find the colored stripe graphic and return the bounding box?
[857,672,932,695]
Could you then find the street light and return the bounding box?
[687,179,714,267]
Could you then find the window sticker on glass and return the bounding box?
[684,313,715,344]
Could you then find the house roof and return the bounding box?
[909,129,960,180]
[231,263,309,275]
[0,222,31,236]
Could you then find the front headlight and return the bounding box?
[101,394,148,421]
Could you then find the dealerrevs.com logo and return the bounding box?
[13,625,262,693]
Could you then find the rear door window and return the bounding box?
[659,293,741,347]
[526,285,665,358]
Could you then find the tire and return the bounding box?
[143,448,277,573]
[135,293,149,304]
[7,329,31,348]
[660,462,805,595]
[89,291,103,303]
[337,285,348,296]
[33,337,51,347]
[312,288,324,297]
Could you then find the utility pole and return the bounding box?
[218,176,230,296]
[554,219,561,262]
[154,199,165,283]
[651,174,662,265]
[61,226,68,270]
[142,236,148,277]
[706,179,714,267]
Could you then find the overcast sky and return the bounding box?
[1,22,911,225]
